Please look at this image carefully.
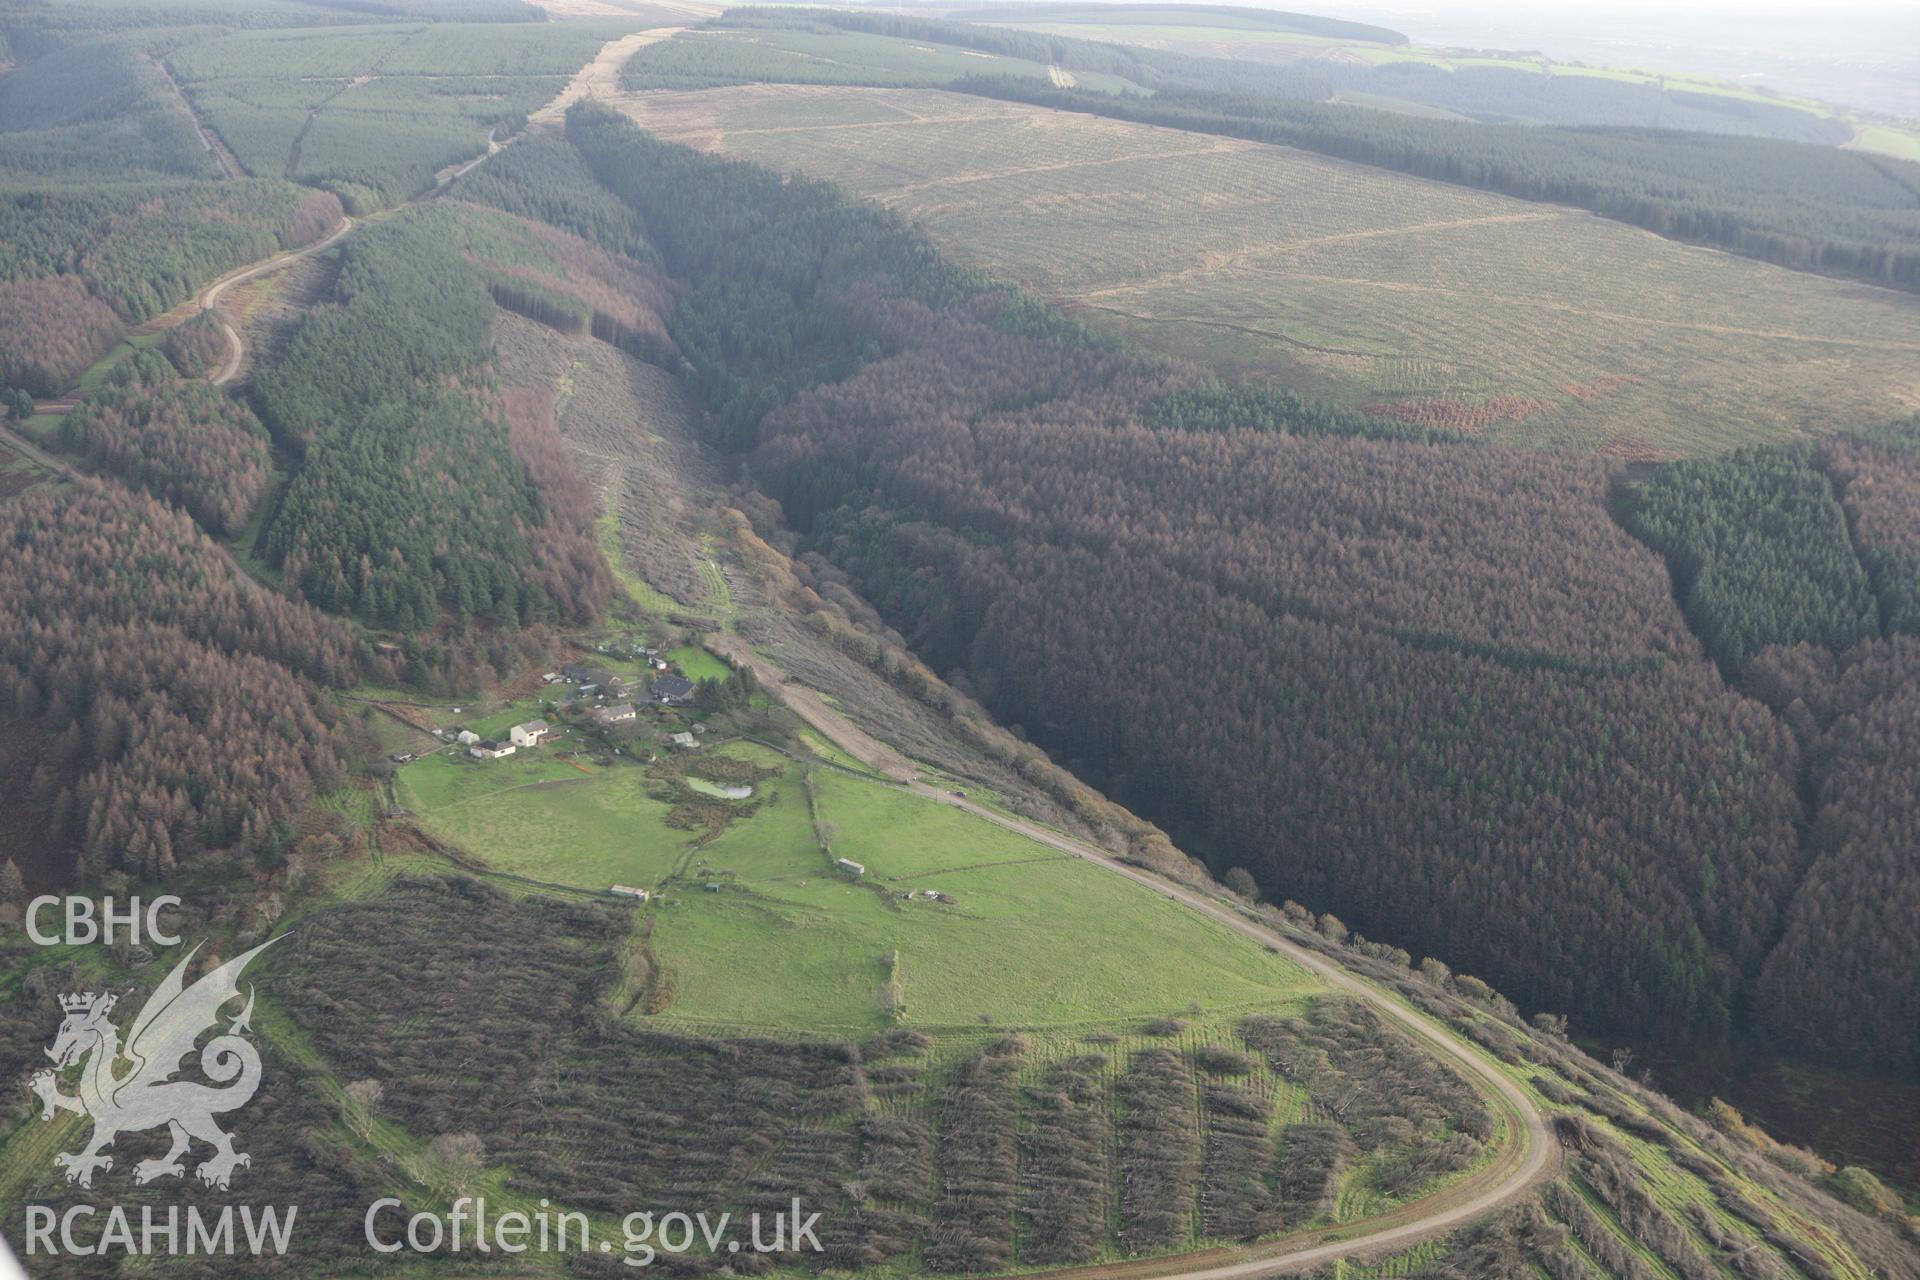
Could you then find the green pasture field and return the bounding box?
[622,26,1146,93]
[645,764,1316,1034]
[619,85,1920,456]
[402,721,1317,1035]
[796,727,870,775]
[396,743,586,812]
[397,735,694,888]
[1851,124,1920,163]
[668,643,730,681]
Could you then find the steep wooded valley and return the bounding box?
[0,1,1917,1275]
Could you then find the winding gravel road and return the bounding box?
[200,213,356,386]
[708,632,1560,1278]
[29,25,688,413]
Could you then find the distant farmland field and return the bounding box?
[619,85,1920,454]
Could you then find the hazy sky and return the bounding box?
[1385,0,1913,10]
[1324,1,1920,117]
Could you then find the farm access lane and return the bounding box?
[709,633,1561,1278]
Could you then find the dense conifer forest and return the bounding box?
[1821,421,1920,632]
[414,199,681,367]
[0,33,219,180]
[447,135,658,263]
[636,7,1328,101]
[0,0,543,62]
[159,307,228,377]
[1306,60,1856,143]
[0,273,122,395]
[569,104,995,449]
[1625,447,1884,673]
[0,180,342,395]
[252,211,612,628]
[1747,638,1920,1073]
[60,377,272,535]
[946,2,1408,45]
[0,182,341,312]
[0,480,363,884]
[1,9,1919,1266]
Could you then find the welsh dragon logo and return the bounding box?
[25,939,276,1191]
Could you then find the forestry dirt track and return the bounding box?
[199,213,355,385]
[706,631,1561,1277]
[30,25,688,416]
[185,23,688,381]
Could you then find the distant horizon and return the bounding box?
[953,0,1920,119]
[1278,0,1920,119]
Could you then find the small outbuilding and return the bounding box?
[469,740,516,760]
[563,661,615,688]
[610,885,651,902]
[836,858,866,877]
[455,729,480,745]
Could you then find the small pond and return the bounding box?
[686,777,754,800]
